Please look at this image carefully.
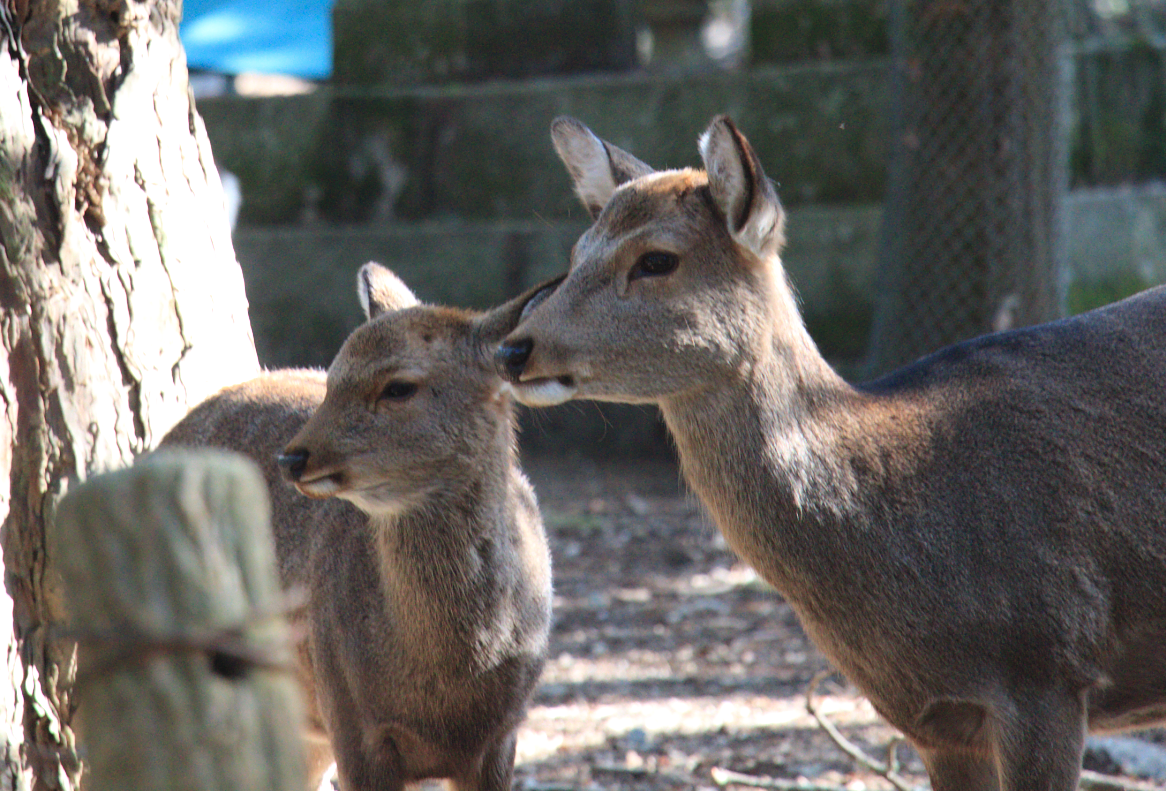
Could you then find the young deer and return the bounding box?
[496,116,1166,791]
[163,263,554,791]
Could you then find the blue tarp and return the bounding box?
[180,0,332,78]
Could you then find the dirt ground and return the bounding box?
[513,454,1164,790]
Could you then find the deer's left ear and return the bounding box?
[357,262,420,320]
[698,116,786,260]
[551,116,655,220]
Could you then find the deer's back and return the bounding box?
[830,287,1166,728]
[862,285,1166,573]
[161,369,352,587]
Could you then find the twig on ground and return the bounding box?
[805,671,916,791]
[710,767,849,791]
[712,766,1164,791]
[885,735,906,777]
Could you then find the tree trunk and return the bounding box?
[0,0,260,787]
[865,0,1068,375]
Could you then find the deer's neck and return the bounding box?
[659,321,884,609]
[367,450,535,670]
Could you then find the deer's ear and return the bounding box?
[474,274,566,345]
[357,262,419,320]
[698,116,786,260]
[551,116,654,219]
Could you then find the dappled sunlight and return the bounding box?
[518,691,889,765]
[513,456,923,787]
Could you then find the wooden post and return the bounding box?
[52,450,305,791]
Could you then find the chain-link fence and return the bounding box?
[864,0,1070,375]
[1071,0,1166,188]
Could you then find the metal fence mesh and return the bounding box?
[864,0,1070,375]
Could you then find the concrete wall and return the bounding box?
[1064,184,1166,311]
[236,221,583,367]
[239,188,1166,368]
[234,206,887,371]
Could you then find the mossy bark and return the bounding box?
[0,1,259,788]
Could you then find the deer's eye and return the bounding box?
[630,251,679,281]
[378,381,418,402]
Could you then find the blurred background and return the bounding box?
[183,0,1166,456]
[179,6,1166,780]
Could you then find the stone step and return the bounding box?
[198,45,1166,229]
[198,60,892,226]
[235,187,1166,369]
[234,206,882,371]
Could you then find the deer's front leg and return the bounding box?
[919,746,999,791]
[453,732,517,791]
[994,685,1087,791]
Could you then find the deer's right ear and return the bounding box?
[551,116,654,219]
[357,262,419,320]
[698,116,786,261]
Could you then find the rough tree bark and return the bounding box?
[0,0,260,788]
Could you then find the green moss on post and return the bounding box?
[54,452,305,791]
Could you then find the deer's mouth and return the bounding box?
[295,471,346,499]
[511,375,577,407]
[340,481,436,520]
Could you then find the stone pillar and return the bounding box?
[640,0,710,71]
[332,0,639,86]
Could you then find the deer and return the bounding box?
[494,116,1166,791]
[162,262,556,791]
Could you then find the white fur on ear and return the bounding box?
[357,262,419,320]
[551,116,654,219]
[698,117,786,260]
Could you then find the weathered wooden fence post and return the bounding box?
[52,450,305,791]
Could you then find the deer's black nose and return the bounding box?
[277,448,309,482]
[495,338,533,383]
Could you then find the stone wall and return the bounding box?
[229,186,1166,455]
[198,60,891,227]
[236,189,1166,369]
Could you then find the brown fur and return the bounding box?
[498,116,1166,791]
[163,264,557,791]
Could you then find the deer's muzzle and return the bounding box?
[495,338,533,383]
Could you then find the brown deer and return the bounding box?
[495,116,1166,791]
[163,262,555,791]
